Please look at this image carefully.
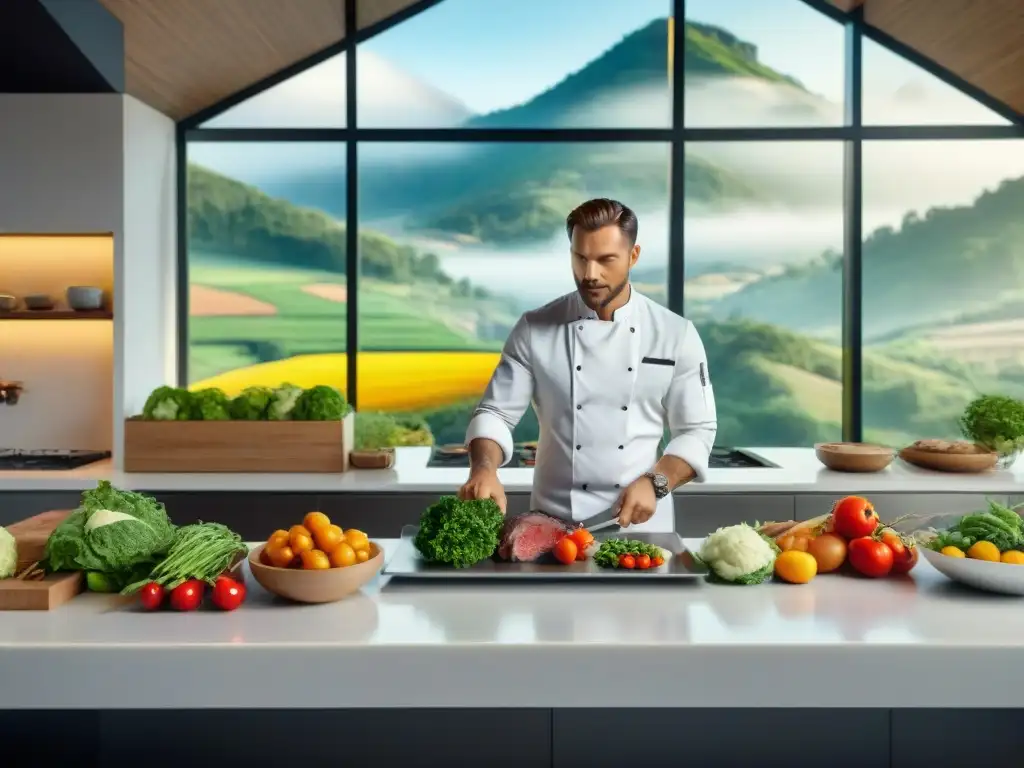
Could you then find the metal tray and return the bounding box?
[383,525,709,580]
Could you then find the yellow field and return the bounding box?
[191,351,502,411]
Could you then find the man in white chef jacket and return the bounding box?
[458,198,717,533]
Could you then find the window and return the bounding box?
[683,0,845,127]
[186,142,347,390]
[200,54,347,128]
[356,0,672,128]
[684,141,845,446]
[357,141,671,444]
[862,39,1011,126]
[861,140,1024,444]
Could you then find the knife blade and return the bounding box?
[581,505,621,533]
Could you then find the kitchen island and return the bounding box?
[1,539,1021,767]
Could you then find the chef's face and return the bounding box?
[571,225,640,310]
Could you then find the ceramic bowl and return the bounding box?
[66,286,104,311]
[23,294,53,310]
[248,542,384,603]
[920,546,1024,596]
[815,442,894,472]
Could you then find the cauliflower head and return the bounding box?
[699,523,778,584]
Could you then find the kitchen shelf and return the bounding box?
[0,309,113,320]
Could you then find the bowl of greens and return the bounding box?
[915,500,1024,595]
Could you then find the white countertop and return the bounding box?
[0,447,1021,494]
[2,538,1023,709]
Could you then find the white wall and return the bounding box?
[119,95,178,463]
[0,94,177,462]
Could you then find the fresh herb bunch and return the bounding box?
[927,500,1024,553]
[121,522,247,594]
[593,538,664,569]
[414,495,503,568]
[959,394,1024,455]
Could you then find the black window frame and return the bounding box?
[177,0,1024,440]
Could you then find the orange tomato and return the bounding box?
[355,549,370,563]
[265,543,296,568]
[303,511,331,535]
[569,527,594,550]
[553,536,578,565]
[289,530,314,555]
[267,529,289,548]
[314,524,344,552]
[345,529,370,553]
[300,549,331,570]
[329,542,357,568]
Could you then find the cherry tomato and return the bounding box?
[553,536,578,565]
[880,529,905,557]
[807,533,847,573]
[891,543,919,574]
[619,554,636,569]
[169,580,204,611]
[569,527,594,551]
[138,582,165,611]
[831,496,880,539]
[847,537,893,578]
[652,556,665,567]
[211,575,246,611]
[635,554,652,570]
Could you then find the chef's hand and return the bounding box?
[615,476,657,527]
[458,469,508,514]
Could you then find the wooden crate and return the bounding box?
[123,412,354,473]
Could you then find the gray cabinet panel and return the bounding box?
[553,708,888,768]
[675,494,795,536]
[891,709,1024,768]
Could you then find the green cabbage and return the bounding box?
[229,386,274,420]
[191,387,231,420]
[142,386,194,420]
[292,385,350,421]
[268,383,303,420]
[44,481,176,574]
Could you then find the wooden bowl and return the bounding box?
[815,442,894,472]
[349,448,395,469]
[899,444,998,473]
[248,542,384,603]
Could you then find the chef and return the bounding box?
[458,198,717,533]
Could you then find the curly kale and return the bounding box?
[414,495,504,568]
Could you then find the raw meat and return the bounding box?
[497,511,573,562]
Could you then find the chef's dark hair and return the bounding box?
[565,198,638,247]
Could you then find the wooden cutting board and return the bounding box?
[0,509,84,610]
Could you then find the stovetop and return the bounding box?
[427,445,773,469]
[0,449,111,470]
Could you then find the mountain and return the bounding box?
[706,175,1024,340]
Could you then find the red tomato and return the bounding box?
[619,554,636,569]
[832,496,880,539]
[880,529,906,557]
[138,582,165,611]
[847,537,893,578]
[891,544,919,574]
[169,580,205,611]
[652,556,665,567]
[211,575,246,611]
[635,554,652,570]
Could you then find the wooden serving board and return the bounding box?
[0,509,84,610]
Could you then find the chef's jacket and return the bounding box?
[465,288,717,533]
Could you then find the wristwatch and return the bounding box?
[644,472,670,499]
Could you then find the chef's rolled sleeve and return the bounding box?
[662,322,718,481]
[465,315,534,467]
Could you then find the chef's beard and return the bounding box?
[576,273,631,310]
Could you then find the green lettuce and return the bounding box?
[44,481,176,574]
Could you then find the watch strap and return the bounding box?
[644,471,670,499]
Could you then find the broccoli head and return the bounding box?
[291,385,350,421]
[141,386,194,421]
[267,383,303,420]
[229,386,274,420]
[191,388,231,420]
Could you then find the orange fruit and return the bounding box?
[303,511,331,534]
[344,529,370,553]
[289,530,314,554]
[314,524,344,552]
[267,529,289,548]
[300,549,331,570]
[355,549,370,563]
[329,542,357,568]
[265,543,296,569]
[774,551,817,584]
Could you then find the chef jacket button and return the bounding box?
[618,444,624,450]
[576,444,581,450]
[576,404,581,410]
[630,327,635,333]
[615,483,620,489]
[628,367,633,372]
[576,365,581,371]
[578,325,583,330]
[621,406,627,411]
[582,483,588,490]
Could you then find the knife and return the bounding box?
[581,505,622,533]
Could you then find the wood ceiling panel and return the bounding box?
[98,0,347,119]
[866,0,1024,116]
[356,0,423,31]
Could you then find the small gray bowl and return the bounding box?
[66,286,104,311]
[0,294,16,311]
[24,293,54,310]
